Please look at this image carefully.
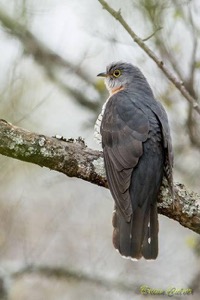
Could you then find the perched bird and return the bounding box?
[95,62,173,260]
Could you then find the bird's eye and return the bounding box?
[113,69,121,78]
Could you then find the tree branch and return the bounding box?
[98,0,200,115]
[0,8,99,112]
[11,265,138,293]
[0,119,106,188]
[0,119,199,234]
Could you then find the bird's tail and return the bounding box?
[112,203,158,260]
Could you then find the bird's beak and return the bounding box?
[97,72,107,77]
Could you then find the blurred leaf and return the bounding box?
[194,61,200,69]
[173,9,184,19]
[185,236,198,249]
[94,79,106,93]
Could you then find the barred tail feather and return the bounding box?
[141,203,158,259]
[112,204,158,260]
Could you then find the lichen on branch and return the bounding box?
[0,119,199,234]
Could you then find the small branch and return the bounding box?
[0,9,89,84]
[98,0,200,115]
[140,2,184,81]
[0,8,99,112]
[0,277,8,300]
[11,265,138,292]
[142,2,200,150]
[187,6,198,89]
[0,119,199,234]
[142,26,163,42]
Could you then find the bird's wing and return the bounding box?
[150,100,173,192]
[100,92,149,221]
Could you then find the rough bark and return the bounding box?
[0,119,199,234]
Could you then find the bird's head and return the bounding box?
[97,62,144,95]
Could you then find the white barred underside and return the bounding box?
[94,98,109,145]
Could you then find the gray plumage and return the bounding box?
[95,62,173,260]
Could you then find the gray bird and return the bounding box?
[95,62,173,260]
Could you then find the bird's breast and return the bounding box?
[94,97,110,145]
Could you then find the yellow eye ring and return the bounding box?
[113,69,121,78]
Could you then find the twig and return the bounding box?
[187,6,198,90]
[98,0,200,115]
[140,1,200,149]
[142,26,163,42]
[0,119,199,234]
[11,265,138,292]
[0,8,99,112]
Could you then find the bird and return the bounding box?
[94,62,173,260]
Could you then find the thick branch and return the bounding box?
[98,0,200,115]
[0,119,199,234]
[0,119,106,187]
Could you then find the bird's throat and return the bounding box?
[110,85,124,95]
